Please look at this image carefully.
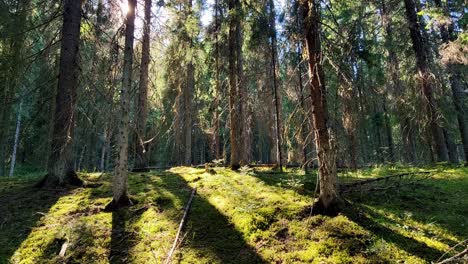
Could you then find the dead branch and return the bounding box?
[165,185,197,264]
[341,171,435,194]
[435,247,468,264]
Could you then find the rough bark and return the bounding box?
[44,0,83,186]
[111,0,137,207]
[135,0,152,170]
[403,0,449,162]
[301,0,342,214]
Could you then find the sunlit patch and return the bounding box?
[120,0,129,15]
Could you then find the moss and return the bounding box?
[1,165,467,263]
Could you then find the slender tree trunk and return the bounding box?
[404,0,449,162]
[228,0,241,170]
[269,0,283,171]
[301,0,342,214]
[9,101,22,177]
[297,44,308,172]
[185,62,194,165]
[212,0,221,161]
[382,98,395,162]
[110,0,137,207]
[135,0,152,170]
[43,0,83,186]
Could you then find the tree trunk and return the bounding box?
[379,0,411,163]
[301,0,342,214]
[9,101,22,177]
[110,0,137,208]
[403,0,449,162]
[297,43,309,172]
[434,0,468,164]
[212,0,221,161]
[184,62,194,165]
[135,0,152,170]
[269,0,283,171]
[228,0,241,170]
[43,0,83,186]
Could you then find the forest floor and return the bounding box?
[0,165,467,264]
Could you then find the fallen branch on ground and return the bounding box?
[435,247,468,264]
[341,171,435,194]
[165,185,197,264]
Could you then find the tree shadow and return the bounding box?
[251,169,318,196]
[156,171,266,263]
[342,203,445,261]
[0,183,69,262]
[109,208,143,264]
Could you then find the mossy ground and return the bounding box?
[0,165,467,263]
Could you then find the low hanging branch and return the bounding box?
[340,171,435,194]
[165,185,197,264]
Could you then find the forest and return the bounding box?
[0,0,467,263]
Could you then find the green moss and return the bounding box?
[1,165,466,263]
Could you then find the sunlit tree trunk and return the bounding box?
[228,0,242,169]
[110,0,137,207]
[301,0,342,214]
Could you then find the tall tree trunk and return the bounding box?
[110,0,137,207]
[185,62,194,165]
[228,0,241,169]
[269,0,283,170]
[434,0,468,164]
[301,0,342,214]
[43,0,83,186]
[135,0,152,170]
[212,0,221,161]
[297,43,309,172]
[403,0,449,162]
[9,101,22,177]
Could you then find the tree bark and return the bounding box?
[44,0,83,186]
[110,0,137,207]
[269,0,283,171]
[212,0,221,160]
[228,0,241,170]
[403,0,449,162]
[434,0,468,164]
[9,101,22,177]
[301,0,342,214]
[135,0,152,170]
